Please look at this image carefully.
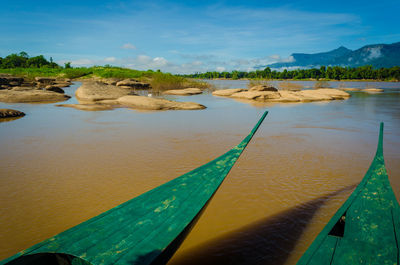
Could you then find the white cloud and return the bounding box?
[268,54,281,61]
[267,55,295,63]
[66,53,299,73]
[153,57,168,67]
[121,43,137,50]
[104,57,117,62]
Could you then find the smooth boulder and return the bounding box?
[163,88,203,96]
[45,86,65,94]
[0,109,25,118]
[0,76,24,86]
[56,104,114,111]
[340,87,361,91]
[298,89,350,100]
[231,91,281,100]
[35,77,56,83]
[363,88,384,93]
[213,88,350,103]
[116,79,150,89]
[249,85,278,92]
[117,95,206,110]
[75,81,136,102]
[53,82,71,88]
[11,86,36,91]
[0,90,70,103]
[212,88,245,97]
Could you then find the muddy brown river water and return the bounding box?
[0,80,399,265]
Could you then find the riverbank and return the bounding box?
[191,77,400,82]
[0,67,210,91]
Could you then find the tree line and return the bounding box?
[1,52,399,81]
[183,65,400,81]
[0,52,72,69]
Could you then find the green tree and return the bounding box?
[2,53,28,68]
[26,55,50,67]
[19,51,29,59]
[231,71,239,80]
[263,67,271,78]
[319,66,326,78]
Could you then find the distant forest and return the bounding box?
[182,65,400,81]
[1,52,399,81]
[0,52,66,69]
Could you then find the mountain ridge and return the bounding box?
[264,42,400,69]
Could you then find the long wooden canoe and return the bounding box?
[297,122,400,265]
[0,111,268,265]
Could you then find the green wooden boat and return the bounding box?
[297,122,400,265]
[0,111,268,265]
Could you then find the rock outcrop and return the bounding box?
[11,86,36,91]
[0,75,71,91]
[212,88,350,103]
[363,88,384,93]
[53,81,207,111]
[75,81,136,102]
[212,88,245,97]
[116,95,206,110]
[0,90,70,103]
[35,77,56,83]
[0,76,24,87]
[45,86,65,94]
[163,88,203,96]
[231,91,281,100]
[116,79,150,89]
[56,104,114,111]
[339,88,361,91]
[53,81,71,88]
[0,109,25,118]
[248,85,278,92]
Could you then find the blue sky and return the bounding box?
[1,0,399,73]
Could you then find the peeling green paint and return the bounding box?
[297,123,400,265]
[0,111,268,265]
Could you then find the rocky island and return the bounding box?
[0,108,25,119]
[0,75,71,103]
[213,84,351,103]
[58,80,206,111]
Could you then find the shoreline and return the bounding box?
[1,69,398,83]
[193,77,400,82]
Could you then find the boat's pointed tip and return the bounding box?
[376,122,384,157]
[379,122,384,139]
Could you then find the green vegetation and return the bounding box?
[278,81,304,90]
[247,79,273,89]
[0,52,59,69]
[183,65,400,81]
[314,80,331,88]
[149,72,185,91]
[0,52,210,90]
